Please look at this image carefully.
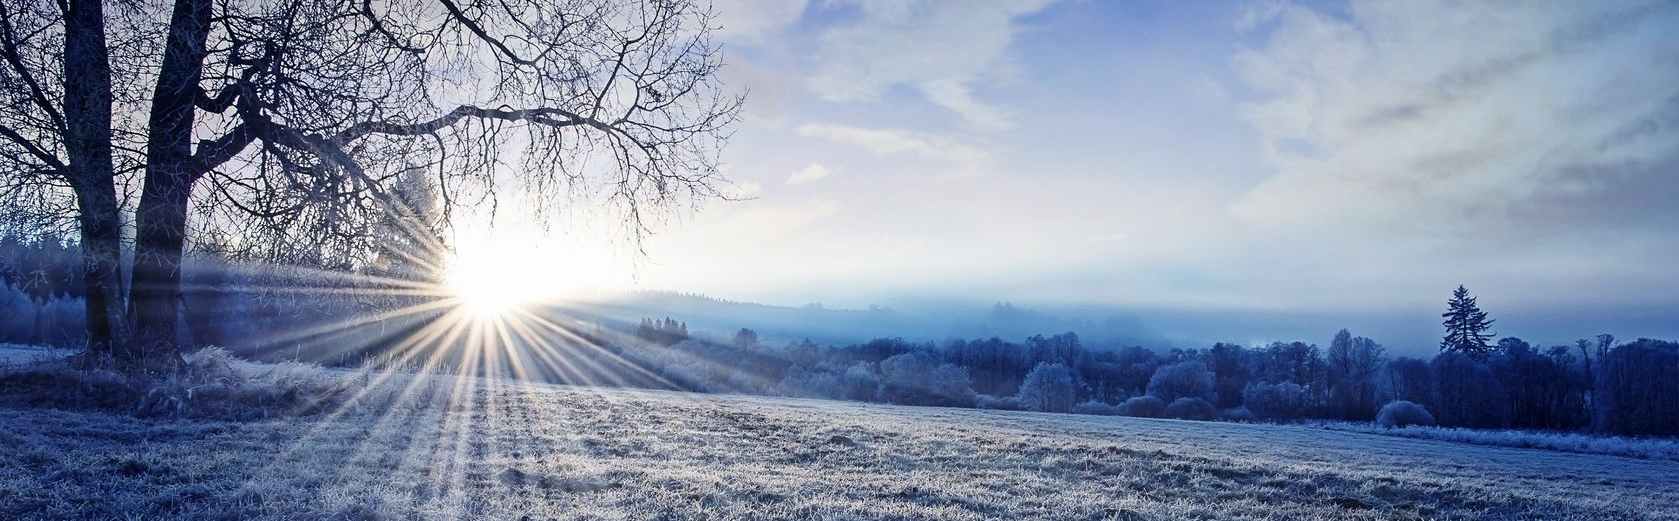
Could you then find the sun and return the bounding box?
[441,227,630,318]
[444,243,552,319]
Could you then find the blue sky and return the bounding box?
[494,0,1678,347]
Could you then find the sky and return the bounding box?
[468,0,1679,349]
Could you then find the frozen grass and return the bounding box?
[1314,420,1679,462]
[2,364,1677,520]
[0,344,74,366]
[0,347,450,420]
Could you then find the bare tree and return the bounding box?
[0,0,740,373]
[0,0,159,361]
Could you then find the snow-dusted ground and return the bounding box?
[0,344,72,366]
[2,378,1676,520]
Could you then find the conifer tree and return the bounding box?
[1441,285,1496,359]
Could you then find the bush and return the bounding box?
[1164,397,1216,421]
[777,368,843,399]
[1243,381,1308,420]
[1375,400,1436,428]
[1118,395,1166,418]
[1146,361,1214,403]
[1072,399,1124,416]
[1219,406,1254,422]
[879,352,974,407]
[976,394,1025,411]
[1016,362,1078,412]
[840,362,879,401]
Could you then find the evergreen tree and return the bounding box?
[1440,285,1496,359]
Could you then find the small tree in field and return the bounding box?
[1016,362,1077,413]
[1440,285,1495,360]
[733,328,759,349]
[1146,361,1214,403]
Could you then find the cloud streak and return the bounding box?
[795,123,991,167]
[786,163,832,185]
[806,0,1056,130]
[1231,0,1679,235]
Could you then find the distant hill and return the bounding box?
[570,290,1170,348]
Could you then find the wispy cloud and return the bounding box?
[786,163,832,185]
[806,0,1056,130]
[711,0,808,44]
[795,123,991,167]
[1230,0,1679,236]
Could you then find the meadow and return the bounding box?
[2,355,1675,520]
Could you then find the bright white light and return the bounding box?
[443,230,623,318]
[445,239,556,319]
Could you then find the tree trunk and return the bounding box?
[61,0,128,364]
[130,0,212,373]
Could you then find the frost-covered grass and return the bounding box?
[3,363,1678,520]
[0,347,449,420]
[0,343,74,366]
[1314,420,1679,462]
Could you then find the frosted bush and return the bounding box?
[976,394,1024,411]
[1219,406,1254,422]
[1244,382,1308,420]
[1376,400,1436,428]
[1119,395,1165,418]
[1165,397,1215,421]
[1146,361,1213,403]
[1073,399,1124,416]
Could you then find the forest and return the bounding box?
[624,316,1679,437]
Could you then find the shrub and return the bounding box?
[1376,400,1436,428]
[1016,362,1078,413]
[840,362,879,401]
[1072,399,1124,416]
[1243,381,1308,420]
[1219,406,1254,422]
[1118,395,1165,418]
[976,394,1025,411]
[879,352,974,407]
[1146,361,1214,403]
[777,368,843,399]
[1165,397,1216,421]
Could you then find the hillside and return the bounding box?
[2,375,1674,520]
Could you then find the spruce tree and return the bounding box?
[1440,285,1496,359]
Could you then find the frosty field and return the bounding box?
[2,376,1675,521]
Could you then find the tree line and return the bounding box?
[0,232,89,346]
[620,286,1677,437]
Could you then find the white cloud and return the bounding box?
[1230,0,1679,234]
[731,181,764,198]
[712,0,808,43]
[807,0,1056,130]
[786,163,832,185]
[795,123,991,167]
